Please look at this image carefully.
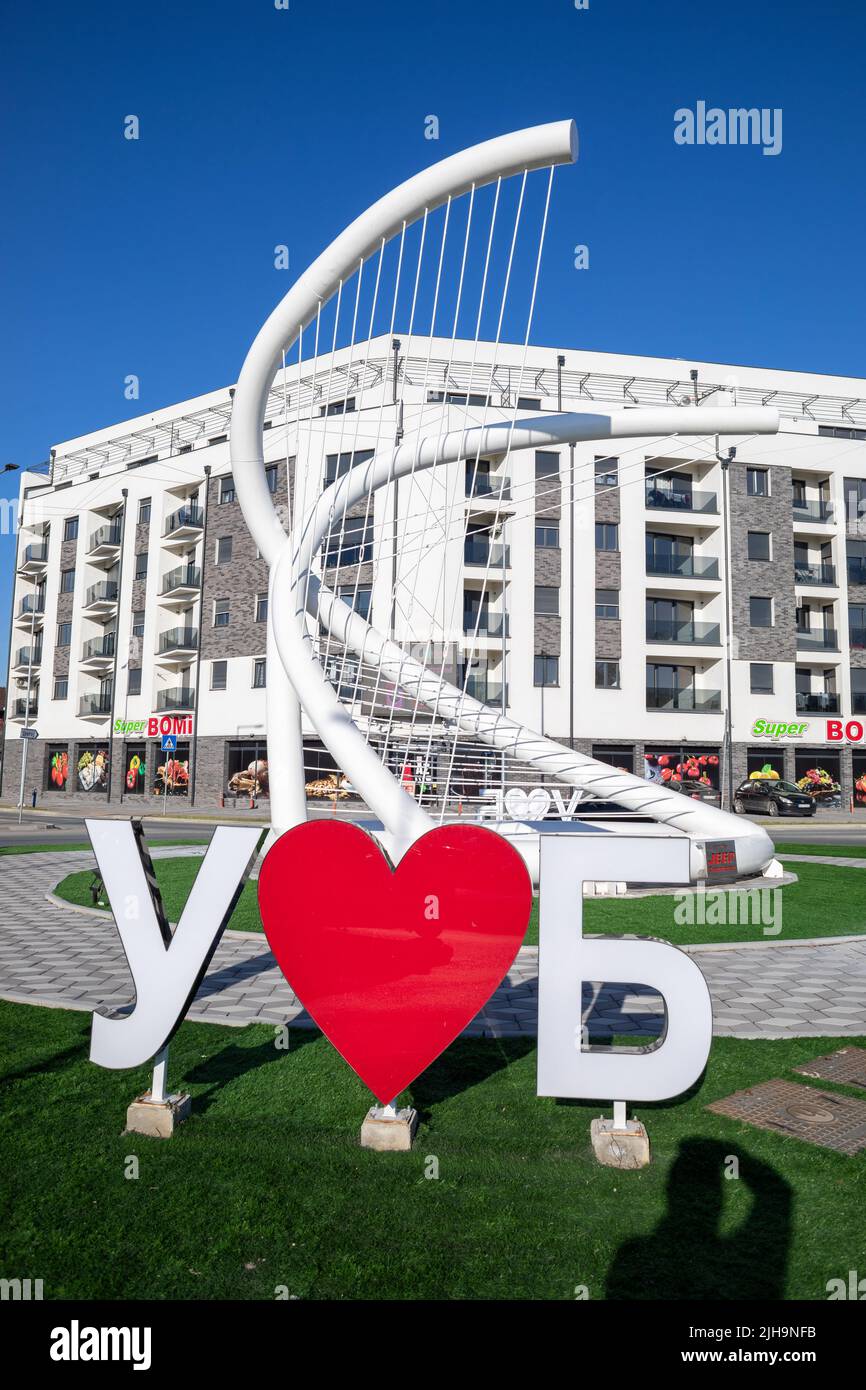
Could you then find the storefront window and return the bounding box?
[592,744,635,775]
[644,745,721,789]
[153,741,190,798]
[854,752,866,808]
[45,744,69,792]
[747,747,785,779]
[76,744,109,793]
[793,749,841,805]
[123,742,147,795]
[227,741,269,797]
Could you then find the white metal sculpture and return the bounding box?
[230,119,780,884]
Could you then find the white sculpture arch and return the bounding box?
[230,120,778,883]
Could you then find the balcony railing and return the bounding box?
[84,580,119,607]
[164,504,204,536]
[850,626,866,650]
[88,522,123,552]
[460,677,506,705]
[796,692,839,713]
[20,542,48,566]
[158,627,199,653]
[17,594,45,617]
[645,486,718,514]
[793,498,834,523]
[463,612,509,638]
[646,687,722,712]
[645,619,721,645]
[160,565,201,594]
[466,474,512,502]
[13,698,38,718]
[463,540,510,567]
[156,687,195,711]
[794,562,836,586]
[78,693,113,717]
[849,559,866,586]
[646,553,720,579]
[796,629,839,651]
[82,633,117,661]
[15,645,42,667]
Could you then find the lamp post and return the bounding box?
[718,443,736,811]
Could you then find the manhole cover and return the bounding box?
[794,1047,866,1092]
[707,1078,866,1155]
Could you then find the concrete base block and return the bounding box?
[590,1117,651,1169]
[360,1106,418,1152]
[125,1092,191,1139]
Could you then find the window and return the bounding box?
[255,592,268,623]
[535,585,559,616]
[53,678,68,700]
[323,515,373,567]
[127,668,142,696]
[60,567,76,592]
[265,464,278,494]
[325,449,374,486]
[594,457,618,488]
[595,660,620,689]
[535,522,559,548]
[337,585,372,621]
[252,658,267,689]
[534,655,559,687]
[211,660,228,691]
[215,535,233,565]
[595,522,618,551]
[845,478,866,527]
[219,475,235,504]
[516,396,541,410]
[63,516,79,542]
[746,467,769,497]
[747,531,771,561]
[535,451,559,480]
[596,589,620,619]
[319,397,356,417]
[56,621,71,647]
[213,598,230,627]
[750,662,774,694]
[134,552,148,580]
[821,426,866,441]
[750,596,773,627]
[138,498,151,524]
[132,610,145,640]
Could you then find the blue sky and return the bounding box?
[2,0,864,683]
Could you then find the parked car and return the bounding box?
[669,778,721,807]
[733,778,816,817]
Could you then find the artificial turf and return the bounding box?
[53,854,866,948]
[0,1000,862,1300]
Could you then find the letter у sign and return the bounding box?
[86,819,712,1112]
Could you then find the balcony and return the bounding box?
[13,644,42,670]
[646,686,722,713]
[78,693,113,718]
[81,633,117,665]
[17,594,45,624]
[463,540,510,568]
[160,565,202,603]
[850,626,866,650]
[156,686,195,712]
[796,629,839,652]
[11,698,38,720]
[645,619,721,645]
[466,474,512,505]
[793,498,834,524]
[646,553,720,580]
[645,486,718,515]
[83,580,119,612]
[463,612,509,638]
[87,521,123,561]
[849,559,866,586]
[796,692,839,713]
[461,677,506,705]
[18,542,48,574]
[794,562,836,586]
[164,504,204,542]
[157,628,200,658]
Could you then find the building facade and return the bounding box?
[3,337,866,812]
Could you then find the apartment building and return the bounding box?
[3,336,866,812]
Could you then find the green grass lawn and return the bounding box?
[54,854,866,947]
[0,1000,862,1300]
[0,839,208,856]
[774,842,866,859]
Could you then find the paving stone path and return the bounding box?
[1,849,865,1040]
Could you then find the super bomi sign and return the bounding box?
[113,715,194,738]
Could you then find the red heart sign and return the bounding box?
[258,820,532,1103]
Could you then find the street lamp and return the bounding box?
[718,443,736,811]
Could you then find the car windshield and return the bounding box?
[776,781,807,794]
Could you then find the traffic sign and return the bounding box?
[161,734,177,752]
[19,728,39,740]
